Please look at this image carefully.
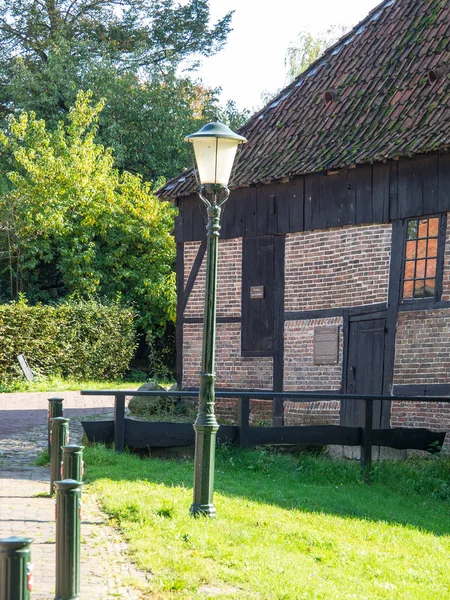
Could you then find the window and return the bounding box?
[402,216,440,300]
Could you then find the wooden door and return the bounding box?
[241,236,275,354]
[341,317,389,427]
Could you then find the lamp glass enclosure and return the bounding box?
[190,137,241,186]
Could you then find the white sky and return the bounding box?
[196,0,383,111]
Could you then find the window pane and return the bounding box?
[416,259,426,278]
[403,280,414,298]
[404,260,415,280]
[428,238,438,257]
[428,217,439,237]
[406,240,417,260]
[426,259,436,278]
[407,220,418,239]
[418,219,428,238]
[417,239,427,258]
[425,279,435,297]
[414,280,425,297]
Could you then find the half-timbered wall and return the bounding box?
[176,151,450,441]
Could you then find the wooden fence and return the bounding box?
[80,389,448,471]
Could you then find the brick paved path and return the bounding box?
[0,392,149,599]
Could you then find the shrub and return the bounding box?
[0,297,137,381]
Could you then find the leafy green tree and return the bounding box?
[0,91,176,335]
[285,26,348,83]
[0,0,232,75]
[0,1,247,181]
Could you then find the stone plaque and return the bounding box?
[313,326,339,365]
[250,285,265,300]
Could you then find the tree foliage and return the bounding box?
[0,91,177,335]
[0,0,232,74]
[285,26,348,84]
[0,1,249,181]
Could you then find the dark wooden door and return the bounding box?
[341,317,389,427]
[241,236,275,354]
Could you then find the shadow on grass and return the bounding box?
[83,444,450,536]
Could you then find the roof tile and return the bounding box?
[160,0,450,198]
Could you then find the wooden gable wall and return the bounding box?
[174,152,450,242]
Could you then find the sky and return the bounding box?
[196,0,383,112]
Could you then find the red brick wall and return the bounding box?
[183,238,242,319]
[183,322,272,389]
[393,309,450,450]
[394,309,450,385]
[284,224,392,312]
[182,322,273,423]
[283,317,343,425]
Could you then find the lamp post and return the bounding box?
[185,122,247,517]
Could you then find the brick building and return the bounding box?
[159,0,450,439]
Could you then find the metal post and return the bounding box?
[191,191,226,517]
[48,397,64,455]
[50,417,69,495]
[0,536,33,600]
[62,445,84,482]
[54,480,83,600]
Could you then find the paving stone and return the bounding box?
[0,395,149,599]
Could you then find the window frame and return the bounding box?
[399,213,447,307]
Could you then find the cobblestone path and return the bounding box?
[0,402,149,599]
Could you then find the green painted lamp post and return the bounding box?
[185,121,247,517]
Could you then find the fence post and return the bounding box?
[48,397,64,455]
[54,480,83,600]
[0,536,33,600]
[114,394,125,452]
[272,396,284,427]
[237,397,250,448]
[50,417,70,495]
[360,399,373,480]
[62,445,84,482]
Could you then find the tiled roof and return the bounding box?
[159,0,450,198]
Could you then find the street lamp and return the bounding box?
[185,122,247,517]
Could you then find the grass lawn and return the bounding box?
[84,445,450,600]
[0,375,143,393]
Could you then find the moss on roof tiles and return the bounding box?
[159,0,450,198]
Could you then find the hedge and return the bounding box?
[0,299,137,381]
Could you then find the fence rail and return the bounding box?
[80,389,449,472]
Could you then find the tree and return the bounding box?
[0,0,233,76]
[285,26,348,84]
[0,91,177,335]
[0,1,246,181]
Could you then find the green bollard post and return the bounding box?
[62,445,84,482]
[48,397,64,455]
[54,480,83,600]
[0,536,34,600]
[50,417,69,495]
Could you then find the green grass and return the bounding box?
[0,375,142,393]
[84,445,450,599]
[35,449,50,466]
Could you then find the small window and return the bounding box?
[402,217,440,300]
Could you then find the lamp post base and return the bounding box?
[189,502,217,517]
